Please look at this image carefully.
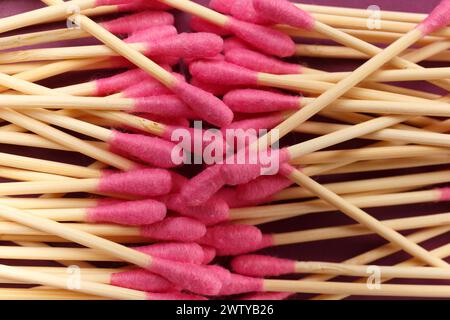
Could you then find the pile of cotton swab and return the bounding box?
[0,0,448,300]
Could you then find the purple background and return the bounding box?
[0,0,449,300]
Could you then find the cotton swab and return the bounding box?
[0,32,224,64]
[235,187,450,224]
[231,254,450,280]
[0,11,175,51]
[0,202,223,295]
[0,264,205,300]
[0,168,172,197]
[0,242,209,264]
[0,267,179,293]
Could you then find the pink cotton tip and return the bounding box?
[224,89,300,113]
[439,187,450,201]
[109,131,178,168]
[148,257,223,295]
[101,11,174,34]
[198,223,263,256]
[209,0,234,13]
[224,113,284,132]
[221,148,291,186]
[202,246,217,264]
[231,0,272,24]
[124,25,178,44]
[140,217,207,242]
[97,168,172,197]
[216,188,266,208]
[253,0,316,30]
[190,78,237,96]
[189,60,258,86]
[219,273,263,296]
[224,18,296,57]
[95,69,151,96]
[231,254,296,277]
[225,48,301,74]
[417,0,450,35]
[179,164,226,206]
[239,292,293,300]
[145,33,224,59]
[223,37,253,53]
[147,292,207,300]
[190,17,232,36]
[170,79,234,127]
[111,269,178,293]
[164,194,230,225]
[86,199,166,226]
[206,265,232,284]
[237,174,292,201]
[134,242,205,264]
[122,80,172,98]
[132,95,196,119]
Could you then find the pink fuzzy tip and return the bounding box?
[170,79,234,127]
[225,48,301,74]
[111,269,178,292]
[209,0,234,13]
[101,11,174,34]
[224,89,300,113]
[253,0,315,30]
[219,273,263,295]
[239,292,293,300]
[417,0,450,35]
[122,80,172,98]
[144,33,223,59]
[231,254,296,277]
[95,69,152,96]
[223,37,253,52]
[134,242,205,264]
[109,131,178,168]
[190,78,238,96]
[147,292,208,300]
[439,187,450,201]
[140,217,207,242]
[231,0,272,24]
[206,265,232,284]
[202,246,217,264]
[224,18,296,57]
[190,16,232,36]
[163,194,230,225]
[124,25,178,45]
[179,164,226,206]
[198,223,263,256]
[169,172,189,193]
[189,60,258,86]
[132,95,196,119]
[237,174,292,201]
[86,199,166,226]
[224,113,284,132]
[148,257,223,295]
[97,168,172,197]
[220,148,291,186]
[216,188,266,207]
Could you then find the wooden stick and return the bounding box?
[0,288,105,300]
[290,67,450,83]
[232,188,448,222]
[274,169,450,201]
[0,264,146,300]
[268,213,450,246]
[297,3,426,23]
[290,145,450,165]
[294,43,450,61]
